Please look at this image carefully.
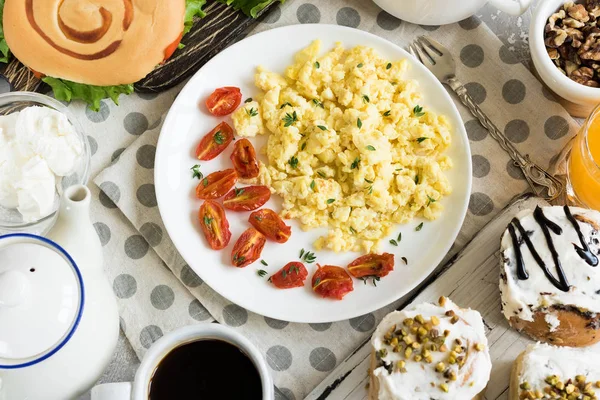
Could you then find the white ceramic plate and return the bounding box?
[155,24,472,323]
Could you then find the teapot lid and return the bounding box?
[0,233,84,369]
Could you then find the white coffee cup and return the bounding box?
[91,324,274,400]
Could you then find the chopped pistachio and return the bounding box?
[435,362,445,372]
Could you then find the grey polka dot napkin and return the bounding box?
[91,1,579,398]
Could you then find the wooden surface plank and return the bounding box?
[306,194,549,400]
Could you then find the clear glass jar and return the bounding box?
[0,92,91,235]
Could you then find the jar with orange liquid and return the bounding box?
[567,104,600,210]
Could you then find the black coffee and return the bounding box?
[148,339,263,400]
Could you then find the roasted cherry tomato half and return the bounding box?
[230,138,260,179]
[223,186,271,212]
[164,32,183,60]
[347,253,395,279]
[248,209,291,243]
[198,200,231,250]
[196,169,237,199]
[269,262,308,289]
[205,87,242,116]
[312,264,354,300]
[195,122,234,161]
[231,228,266,268]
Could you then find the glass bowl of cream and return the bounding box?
[0,92,90,235]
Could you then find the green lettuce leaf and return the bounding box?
[0,0,11,63]
[42,77,134,112]
[216,0,284,18]
[184,0,207,34]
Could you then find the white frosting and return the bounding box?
[500,206,600,323]
[371,299,492,400]
[544,312,561,333]
[518,343,600,393]
[0,106,82,222]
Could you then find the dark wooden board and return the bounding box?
[2,0,275,93]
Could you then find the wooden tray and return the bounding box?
[306,194,549,400]
[2,0,275,93]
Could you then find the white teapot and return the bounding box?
[0,185,119,400]
[373,0,532,26]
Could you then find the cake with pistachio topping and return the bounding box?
[369,297,491,400]
[510,343,600,400]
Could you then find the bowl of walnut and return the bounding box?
[531,0,600,117]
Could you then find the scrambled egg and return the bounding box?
[232,40,453,253]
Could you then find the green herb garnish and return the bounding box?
[245,97,253,103]
[202,178,209,187]
[413,105,425,117]
[300,249,317,263]
[414,175,420,185]
[312,99,324,108]
[362,95,370,103]
[350,227,357,235]
[382,110,391,117]
[260,260,268,266]
[386,63,392,70]
[401,257,408,264]
[257,269,268,277]
[288,156,299,169]
[351,157,360,169]
[416,222,424,231]
[365,178,373,184]
[416,137,428,143]
[301,142,307,151]
[317,171,326,178]
[191,164,203,179]
[389,239,398,246]
[283,111,298,127]
[213,131,225,144]
[233,254,246,264]
[317,125,328,131]
[280,102,292,109]
[427,195,436,206]
[326,198,335,204]
[366,145,376,151]
[203,216,213,226]
[357,63,364,68]
[310,180,316,191]
[234,187,245,197]
[246,107,258,117]
[357,118,362,129]
[315,61,320,69]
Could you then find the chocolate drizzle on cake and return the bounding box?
[564,206,599,267]
[508,206,598,292]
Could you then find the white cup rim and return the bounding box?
[132,324,274,400]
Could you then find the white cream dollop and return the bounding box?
[0,106,83,222]
[371,298,492,400]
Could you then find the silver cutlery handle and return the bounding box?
[447,77,564,200]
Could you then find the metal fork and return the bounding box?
[409,36,564,201]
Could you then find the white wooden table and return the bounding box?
[81,3,544,399]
